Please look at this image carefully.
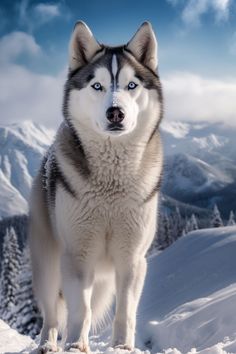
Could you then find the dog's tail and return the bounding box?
[56,275,115,339]
[91,276,115,332]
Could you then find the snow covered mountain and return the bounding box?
[0,120,236,219]
[161,121,236,218]
[0,121,54,219]
[2,226,236,353]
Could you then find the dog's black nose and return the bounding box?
[106,107,125,123]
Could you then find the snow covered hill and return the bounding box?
[1,226,236,353]
[0,121,54,218]
[137,226,236,353]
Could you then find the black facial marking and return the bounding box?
[86,74,94,82]
[63,44,163,138]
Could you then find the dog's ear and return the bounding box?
[126,22,158,71]
[69,21,102,71]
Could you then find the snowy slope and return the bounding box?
[137,226,236,353]
[0,121,54,218]
[1,226,236,353]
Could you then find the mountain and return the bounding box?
[0,120,236,220]
[2,226,236,353]
[161,121,236,219]
[0,121,54,219]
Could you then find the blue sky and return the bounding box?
[0,0,236,128]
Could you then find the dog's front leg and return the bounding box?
[61,253,94,353]
[112,256,147,350]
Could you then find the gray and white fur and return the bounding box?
[29,21,163,353]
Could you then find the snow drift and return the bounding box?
[137,226,236,353]
[1,226,236,353]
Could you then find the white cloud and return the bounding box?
[0,31,41,62]
[33,3,60,23]
[17,0,67,31]
[0,30,65,129]
[163,72,236,125]
[167,0,231,26]
[0,63,65,128]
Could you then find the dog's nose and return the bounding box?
[106,107,125,123]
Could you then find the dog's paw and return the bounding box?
[37,341,62,353]
[66,341,90,353]
[113,344,133,351]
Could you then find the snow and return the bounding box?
[137,226,236,353]
[1,226,236,353]
[0,120,55,218]
[0,319,36,353]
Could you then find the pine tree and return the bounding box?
[13,245,42,338]
[190,214,199,231]
[173,206,183,241]
[227,211,236,226]
[155,214,163,250]
[0,227,22,325]
[162,213,172,249]
[211,204,224,228]
[184,218,192,234]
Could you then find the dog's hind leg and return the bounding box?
[29,177,62,353]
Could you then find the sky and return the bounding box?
[0,0,236,128]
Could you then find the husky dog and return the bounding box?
[29,21,163,353]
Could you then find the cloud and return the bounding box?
[163,72,236,125]
[0,30,65,128]
[17,0,69,31]
[33,3,60,23]
[0,63,66,128]
[167,0,231,26]
[0,31,41,62]
[1,66,236,130]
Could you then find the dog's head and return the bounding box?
[63,21,163,138]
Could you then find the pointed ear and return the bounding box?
[69,21,102,71]
[126,22,158,71]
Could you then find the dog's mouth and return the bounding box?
[107,123,124,132]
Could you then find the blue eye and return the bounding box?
[91,82,102,91]
[128,81,138,90]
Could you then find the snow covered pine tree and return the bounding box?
[211,204,224,228]
[0,227,21,326]
[227,211,236,226]
[12,245,42,338]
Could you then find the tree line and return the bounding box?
[149,203,236,254]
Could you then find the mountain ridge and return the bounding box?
[0,119,235,219]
